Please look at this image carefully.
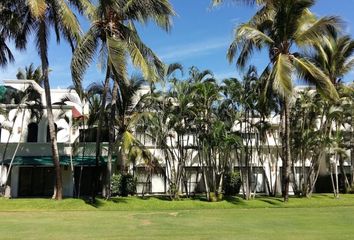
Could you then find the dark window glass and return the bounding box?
[27,123,38,142]
[79,127,109,142]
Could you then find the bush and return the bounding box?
[111,173,137,197]
[223,171,241,196]
[209,192,223,202]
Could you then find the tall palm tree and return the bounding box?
[71,0,174,200]
[21,0,92,200]
[227,0,339,201]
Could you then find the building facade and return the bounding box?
[0,80,352,197]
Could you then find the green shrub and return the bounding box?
[111,173,137,197]
[223,171,241,196]
[208,192,223,202]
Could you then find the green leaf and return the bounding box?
[272,53,293,98]
[292,56,339,101]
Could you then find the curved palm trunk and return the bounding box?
[3,109,26,197]
[38,21,63,200]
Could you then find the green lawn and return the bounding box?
[1,195,354,239]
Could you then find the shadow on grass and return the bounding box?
[83,197,127,208]
[259,198,282,206]
[223,196,247,205]
[139,195,172,201]
[110,198,129,204]
[83,197,104,208]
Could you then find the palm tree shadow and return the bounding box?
[223,196,247,205]
[83,197,127,208]
[110,198,129,204]
[259,198,282,206]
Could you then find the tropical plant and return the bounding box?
[0,84,42,196]
[14,0,93,200]
[307,32,354,195]
[71,0,175,200]
[0,0,28,67]
[225,0,339,201]
[16,63,43,86]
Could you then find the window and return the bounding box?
[46,123,58,142]
[135,167,152,195]
[27,123,38,142]
[0,124,2,142]
[79,127,109,142]
[182,167,204,194]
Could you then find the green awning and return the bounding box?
[3,156,111,166]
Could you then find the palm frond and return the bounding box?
[106,36,127,81]
[71,25,100,87]
[293,56,339,101]
[272,53,293,98]
[295,16,342,46]
[27,0,47,18]
[123,0,175,31]
[56,0,82,41]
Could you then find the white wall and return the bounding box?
[62,166,74,197]
[10,166,19,198]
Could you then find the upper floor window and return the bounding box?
[27,123,38,142]
[79,127,109,142]
[47,124,58,142]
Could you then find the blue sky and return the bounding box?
[1,0,354,88]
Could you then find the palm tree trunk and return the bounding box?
[339,156,350,193]
[283,97,291,202]
[39,21,63,200]
[93,65,111,201]
[106,80,118,198]
[3,109,26,195]
[1,103,23,169]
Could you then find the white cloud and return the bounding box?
[159,37,230,61]
[214,71,238,80]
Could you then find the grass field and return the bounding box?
[1,194,354,239]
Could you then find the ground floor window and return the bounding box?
[18,167,54,197]
[182,167,205,194]
[74,166,103,197]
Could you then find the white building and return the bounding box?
[0,80,352,197]
[0,80,104,197]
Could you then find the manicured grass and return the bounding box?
[1,195,354,239]
[1,194,354,211]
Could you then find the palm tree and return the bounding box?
[16,63,43,86]
[0,84,42,197]
[109,76,163,197]
[71,0,174,200]
[190,69,222,200]
[309,32,354,85]
[308,32,354,195]
[226,0,340,201]
[21,0,92,200]
[0,0,26,66]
